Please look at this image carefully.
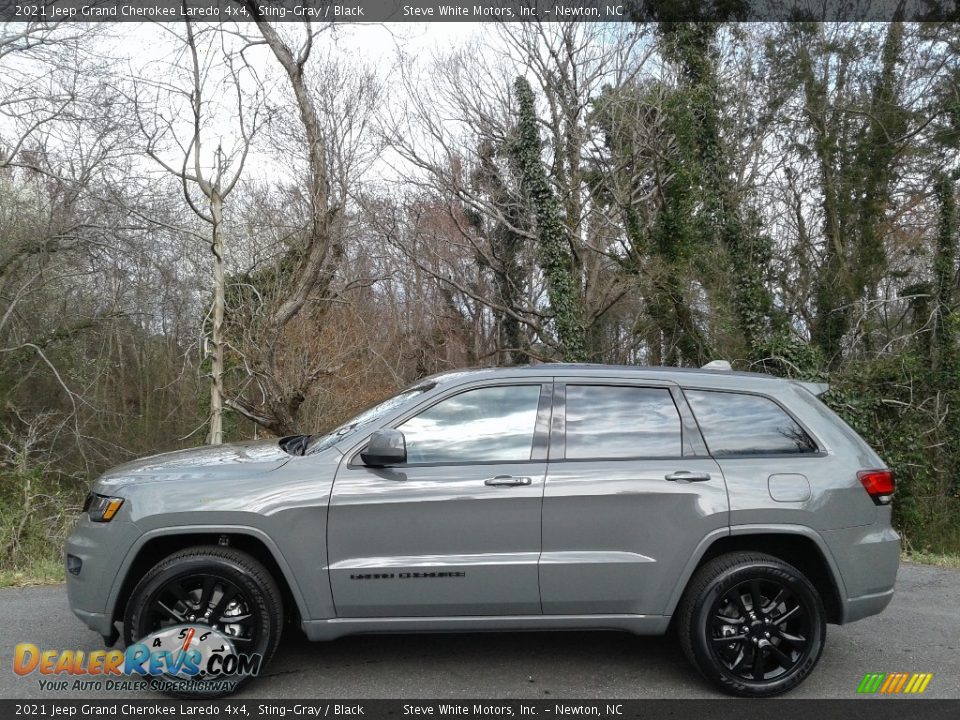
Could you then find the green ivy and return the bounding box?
[510,77,588,362]
[825,355,960,554]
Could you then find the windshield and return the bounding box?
[305,385,433,454]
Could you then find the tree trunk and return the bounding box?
[208,193,225,445]
[511,76,587,361]
[932,171,957,374]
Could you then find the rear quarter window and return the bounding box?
[684,389,818,457]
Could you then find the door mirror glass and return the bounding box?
[361,429,407,467]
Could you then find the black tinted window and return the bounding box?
[399,385,541,463]
[685,390,817,456]
[565,385,682,459]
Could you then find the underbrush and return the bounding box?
[0,466,83,587]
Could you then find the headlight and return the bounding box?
[83,492,125,522]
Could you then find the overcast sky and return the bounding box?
[87,21,488,187]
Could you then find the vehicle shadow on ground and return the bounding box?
[249,626,714,699]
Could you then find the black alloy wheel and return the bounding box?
[708,577,813,682]
[677,551,826,697]
[141,573,261,650]
[123,545,283,697]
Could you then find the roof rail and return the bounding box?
[701,360,732,371]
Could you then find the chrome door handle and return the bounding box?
[665,471,712,482]
[484,475,532,487]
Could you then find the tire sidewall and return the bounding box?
[689,561,826,697]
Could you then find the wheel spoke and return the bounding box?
[166,581,191,608]
[766,642,793,668]
[712,633,747,643]
[221,612,252,623]
[749,581,764,615]
[777,630,807,647]
[156,600,186,623]
[715,614,744,624]
[763,589,785,616]
[732,592,750,619]
[198,576,216,611]
[207,585,239,624]
[750,645,765,680]
[729,650,746,670]
[773,604,801,625]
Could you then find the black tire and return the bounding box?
[677,552,826,697]
[123,545,283,697]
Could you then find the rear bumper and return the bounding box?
[821,522,900,624]
[842,587,895,624]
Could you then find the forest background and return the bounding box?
[1,15,958,582]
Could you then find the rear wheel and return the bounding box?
[123,545,283,697]
[677,552,826,697]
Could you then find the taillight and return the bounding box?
[858,469,895,505]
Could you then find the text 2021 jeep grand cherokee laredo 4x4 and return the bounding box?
[65,364,899,697]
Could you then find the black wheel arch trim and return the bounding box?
[108,525,310,628]
[666,524,849,621]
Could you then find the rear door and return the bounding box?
[328,380,551,617]
[539,379,728,615]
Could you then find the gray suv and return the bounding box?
[65,364,899,697]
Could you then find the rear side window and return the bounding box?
[685,389,817,456]
[565,385,682,459]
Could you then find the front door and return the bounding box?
[328,382,551,617]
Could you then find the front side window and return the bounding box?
[685,389,818,456]
[398,385,542,464]
[565,385,683,459]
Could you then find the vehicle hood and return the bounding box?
[96,440,291,490]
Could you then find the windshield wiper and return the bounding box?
[278,434,312,456]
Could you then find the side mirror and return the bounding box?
[361,429,407,467]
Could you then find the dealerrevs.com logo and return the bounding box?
[857,672,934,695]
[13,625,261,694]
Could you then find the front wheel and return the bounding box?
[677,552,826,697]
[123,545,283,697]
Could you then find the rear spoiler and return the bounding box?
[795,381,830,397]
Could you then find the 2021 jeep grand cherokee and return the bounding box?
[65,364,900,697]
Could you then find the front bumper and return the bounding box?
[71,607,116,639]
[64,514,140,641]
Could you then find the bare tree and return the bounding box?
[222,13,380,436]
[378,22,647,362]
[129,19,265,444]
[0,22,96,169]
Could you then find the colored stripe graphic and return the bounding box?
[880,673,898,693]
[857,673,932,694]
[857,673,885,693]
[913,674,933,694]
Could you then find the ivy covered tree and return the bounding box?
[511,76,588,362]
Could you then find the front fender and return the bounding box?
[107,524,315,628]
